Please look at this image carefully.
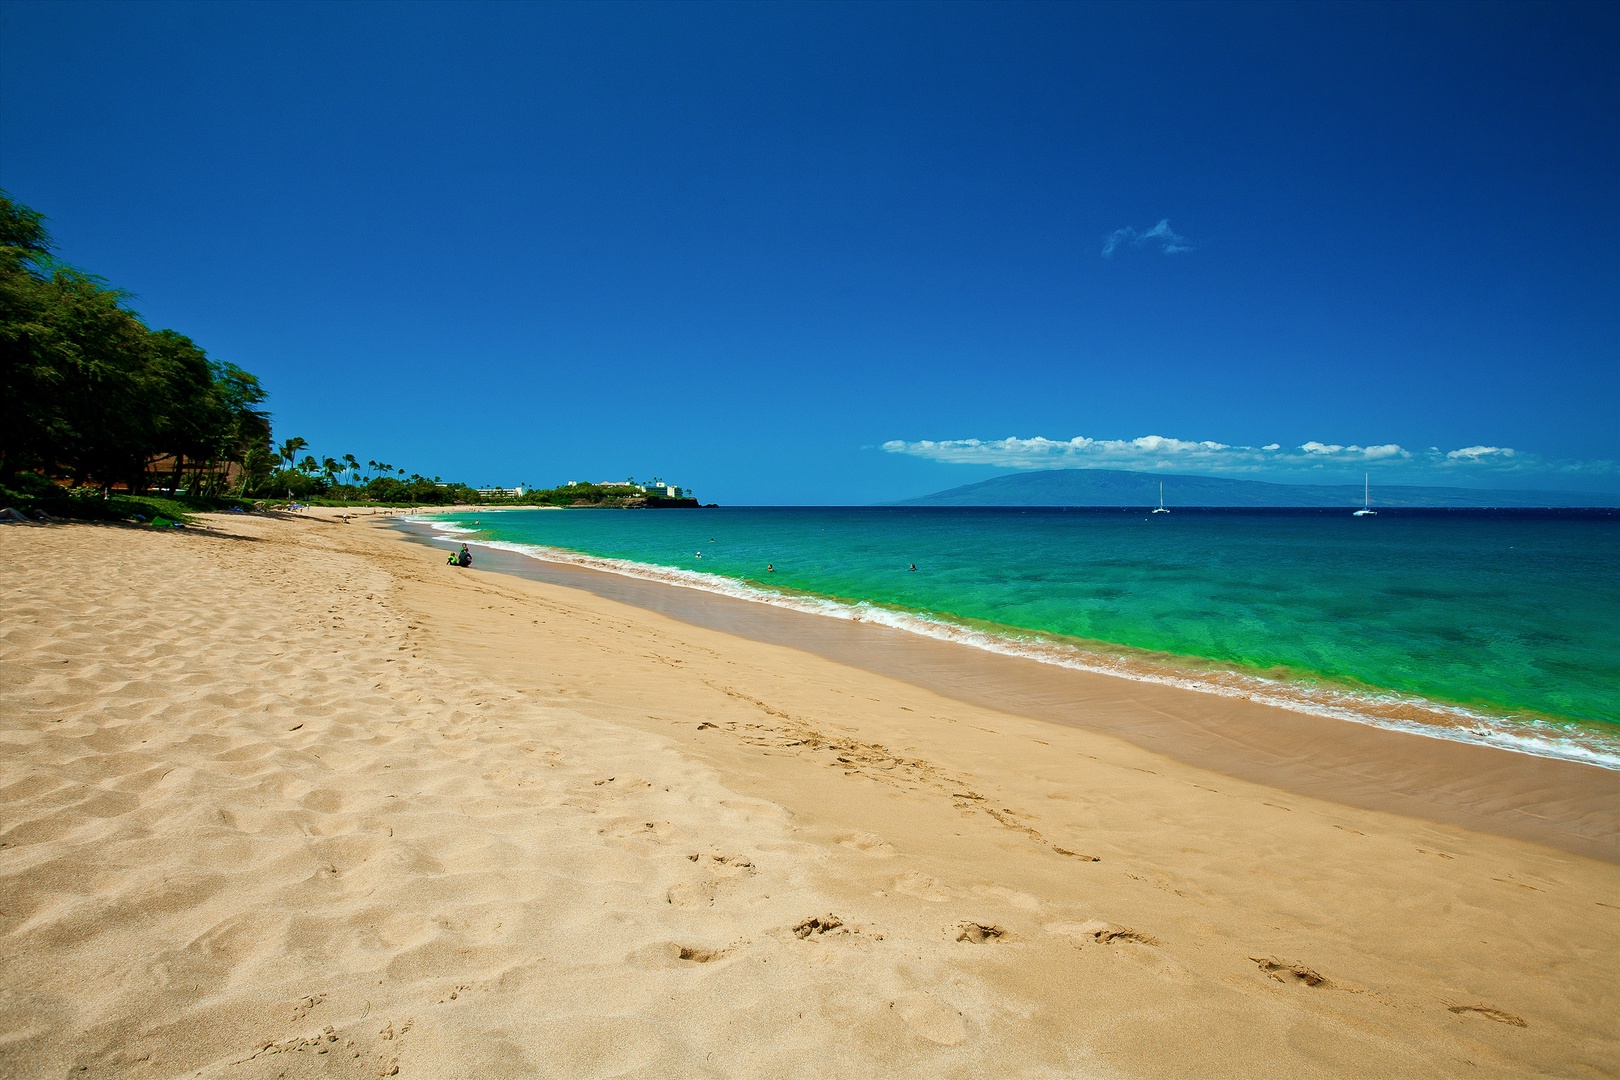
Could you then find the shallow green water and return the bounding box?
[426,506,1620,765]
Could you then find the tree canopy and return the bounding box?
[0,190,272,495]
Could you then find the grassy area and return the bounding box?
[1,474,255,525]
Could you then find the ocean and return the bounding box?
[415,506,1620,770]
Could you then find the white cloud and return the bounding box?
[881,434,1613,479]
[1100,228,1134,258]
[1101,218,1193,257]
[1447,445,1515,461]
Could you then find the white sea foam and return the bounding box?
[411,518,1620,772]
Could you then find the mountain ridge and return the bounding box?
[895,469,1620,508]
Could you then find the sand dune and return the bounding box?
[1,510,1615,1078]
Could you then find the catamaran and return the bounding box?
[1353,473,1377,516]
[1152,481,1170,514]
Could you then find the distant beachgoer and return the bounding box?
[767,563,774,572]
[446,551,457,565]
[908,563,917,571]
[457,544,472,568]
[695,552,702,558]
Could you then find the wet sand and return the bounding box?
[397,521,1619,864]
[2,508,1616,1078]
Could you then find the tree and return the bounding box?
[1,191,280,497]
[279,436,308,469]
[211,361,270,495]
[237,443,275,495]
[0,195,62,481]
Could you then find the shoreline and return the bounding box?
[399,517,1619,863]
[410,511,1620,770]
[5,508,1617,1076]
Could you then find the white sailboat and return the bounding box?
[1152,481,1170,514]
[1353,472,1377,516]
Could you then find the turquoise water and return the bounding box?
[422,507,1620,767]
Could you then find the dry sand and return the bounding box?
[2,509,1616,1078]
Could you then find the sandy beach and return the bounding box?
[2,509,1616,1078]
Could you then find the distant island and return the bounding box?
[897,469,1620,508]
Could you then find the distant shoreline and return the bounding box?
[899,467,1620,509]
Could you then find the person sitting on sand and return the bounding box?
[447,550,458,565]
[457,544,472,568]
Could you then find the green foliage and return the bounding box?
[0,192,51,255]
[260,467,329,498]
[0,191,275,493]
[508,481,698,507]
[357,474,479,504]
[0,471,253,523]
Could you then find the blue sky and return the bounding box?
[3,1,1616,503]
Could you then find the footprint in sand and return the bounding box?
[893,871,954,902]
[1446,1002,1527,1027]
[625,942,729,968]
[1048,920,1158,946]
[1251,956,1331,987]
[290,993,326,1021]
[972,884,1041,911]
[892,990,968,1046]
[667,854,757,908]
[610,819,685,846]
[791,913,878,941]
[678,945,725,963]
[836,832,897,857]
[955,921,1007,944]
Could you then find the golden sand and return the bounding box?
[2,509,1615,1077]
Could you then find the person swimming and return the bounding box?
[908,563,917,571]
[767,563,774,572]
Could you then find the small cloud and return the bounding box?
[1100,228,1133,258]
[1447,445,1514,461]
[1101,218,1193,257]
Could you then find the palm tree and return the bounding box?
[279,436,308,470]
